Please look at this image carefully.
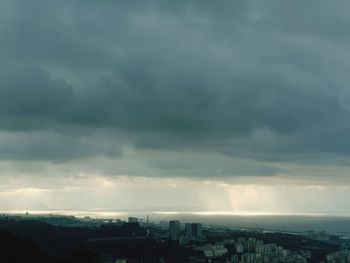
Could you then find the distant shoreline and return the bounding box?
[2,209,350,218]
[2,210,350,234]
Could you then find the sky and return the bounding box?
[1,0,350,214]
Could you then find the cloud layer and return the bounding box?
[1,0,350,184]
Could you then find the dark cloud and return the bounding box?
[0,66,72,130]
[0,0,350,180]
[0,131,121,162]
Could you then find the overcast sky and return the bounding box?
[1,0,350,213]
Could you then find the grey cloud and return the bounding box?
[0,131,121,162]
[0,66,72,130]
[0,0,350,178]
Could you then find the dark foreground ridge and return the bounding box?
[0,214,348,263]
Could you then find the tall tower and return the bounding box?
[185,223,202,240]
[169,220,181,240]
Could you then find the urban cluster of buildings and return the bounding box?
[169,220,204,243]
[325,249,350,263]
[101,216,349,262]
[164,219,311,262]
[191,237,311,263]
[2,213,349,263]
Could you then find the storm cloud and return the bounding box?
[1,0,350,184]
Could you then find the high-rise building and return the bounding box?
[185,223,202,239]
[169,220,181,240]
[192,223,202,238]
[185,223,192,238]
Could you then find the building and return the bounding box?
[193,243,228,258]
[169,220,181,240]
[185,223,203,240]
[326,249,350,262]
[236,243,244,253]
[159,220,169,230]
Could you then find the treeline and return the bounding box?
[0,218,147,262]
[0,218,195,263]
